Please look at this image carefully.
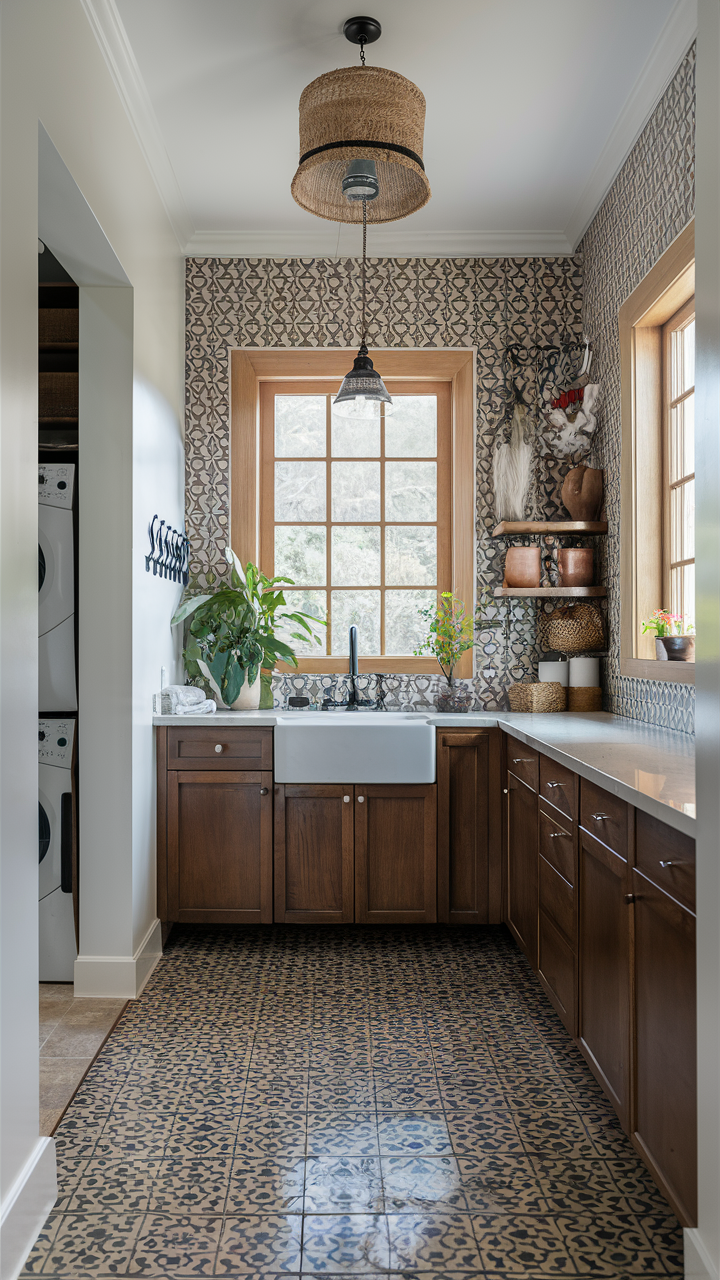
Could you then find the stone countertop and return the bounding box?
[153,709,695,838]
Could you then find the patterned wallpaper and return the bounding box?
[185,255,583,710]
[581,44,696,734]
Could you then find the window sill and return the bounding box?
[620,657,695,684]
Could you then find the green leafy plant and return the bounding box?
[641,609,695,638]
[414,592,475,685]
[171,548,323,708]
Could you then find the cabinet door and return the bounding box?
[633,869,697,1226]
[437,730,502,924]
[355,785,437,923]
[167,771,273,923]
[578,827,631,1129]
[506,773,538,964]
[274,785,354,923]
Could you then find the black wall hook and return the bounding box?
[146,515,189,585]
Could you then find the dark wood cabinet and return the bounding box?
[633,868,697,1226]
[355,784,437,923]
[437,729,502,924]
[506,772,538,964]
[274,784,354,923]
[578,826,632,1129]
[166,769,273,923]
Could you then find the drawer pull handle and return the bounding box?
[591,812,610,821]
[513,758,534,764]
[260,787,269,796]
[546,781,563,789]
[659,859,690,868]
[549,832,566,839]
[624,893,635,904]
[503,788,508,795]
[358,795,365,803]
[344,795,350,803]
[214,744,223,754]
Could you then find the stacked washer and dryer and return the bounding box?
[39,463,77,981]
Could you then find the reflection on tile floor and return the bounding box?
[39,985,127,1136]
[24,926,683,1277]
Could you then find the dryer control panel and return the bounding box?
[38,719,75,768]
[39,464,75,510]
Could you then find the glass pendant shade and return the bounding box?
[333,345,393,419]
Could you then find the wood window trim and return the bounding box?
[230,347,476,677]
[663,296,695,620]
[619,221,695,684]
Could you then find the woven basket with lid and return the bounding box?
[291,66,431,224]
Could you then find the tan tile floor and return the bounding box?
[39,984,126,1136]
[24,927,683,1277]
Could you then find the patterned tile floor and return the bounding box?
[23,926,683,1278]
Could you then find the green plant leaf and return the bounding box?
[206,646,230,691]
[171,593,213,625]
[223,659,245,707]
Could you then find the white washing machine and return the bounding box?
[39,463,77,713]
[39,718,77,981]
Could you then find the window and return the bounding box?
[619,220,695,682]
[259,380,451,667]
[229,348,475,677]
[664,300,695,622]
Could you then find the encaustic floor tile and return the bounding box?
[20,926,682,1279]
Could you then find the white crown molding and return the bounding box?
[184,228,575,259]
[80,0,194,249]
[564,0,697,250]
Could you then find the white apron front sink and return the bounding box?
[274,712,435,783]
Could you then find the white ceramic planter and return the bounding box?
[231,671,261,711]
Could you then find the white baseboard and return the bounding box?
[685,1229,719,1280]
[73,917,163,998]
[0,1138,56,1280]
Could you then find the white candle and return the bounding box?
[569,656,600,687]
[538,660,569,686]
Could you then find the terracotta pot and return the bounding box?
[504,546,541,588]
[558,548,594,587]
[655,636,695,662]
[561,466,604,521]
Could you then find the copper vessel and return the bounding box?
[558,548,593,587]
[504,546,541,588]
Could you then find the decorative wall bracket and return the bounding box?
[146,515,189,584]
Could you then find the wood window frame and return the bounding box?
[230,347,476,677]
[663,297,695,620]
[619,221,695,684]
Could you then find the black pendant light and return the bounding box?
[333,150,393,419]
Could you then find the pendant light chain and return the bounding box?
[361,196,367,348]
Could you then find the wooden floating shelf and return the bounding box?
[494,586,607,598]
[492,520,608,536]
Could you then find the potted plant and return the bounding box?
[641,609,695,662]
[414,592,476,712]
[171,548,323,710]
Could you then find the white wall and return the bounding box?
[0,1,184,1273]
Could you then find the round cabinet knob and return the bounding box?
[214,744,223,754]
[260,787,269,796]
[357,795,365,803]
[343,796,350,803]
[503,788,508,795]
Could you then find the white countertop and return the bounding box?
[153,709,695,838]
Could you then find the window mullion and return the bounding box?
[326,394,332,656]
[380,405,386,657]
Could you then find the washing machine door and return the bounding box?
[38,505,74,637]
[38,782,60,900]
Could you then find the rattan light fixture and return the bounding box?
[291,17,431,224]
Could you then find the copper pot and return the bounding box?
[558,548,593,587]
[561,466,603,521]
[504,546,541,588]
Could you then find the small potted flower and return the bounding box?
[414,592,475,712]
[641,610,695,662]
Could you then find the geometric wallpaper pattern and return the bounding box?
[184,46,694,729]
[581,44,696,734]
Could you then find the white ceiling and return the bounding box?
[86,0,697,256]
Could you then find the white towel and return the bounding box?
[176,698,216,715]
[160,685,216,715]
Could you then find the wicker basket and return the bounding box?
[39,308,78,344]
[539,601,605,654]
[567,685,603,711]
[39,372,78,418]
[507,682,566,713]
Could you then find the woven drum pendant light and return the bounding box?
[291,18,431,224]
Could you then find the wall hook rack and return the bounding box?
[146,515,189,584]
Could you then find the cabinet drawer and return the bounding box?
[580,779,628,859]
[168,727,272,771]
[636,809,695,912]
[539,755,577,822]
[539,804,575,885]
[539,854,575,944]
[506,740,538,791]
[538,910,577,1036]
